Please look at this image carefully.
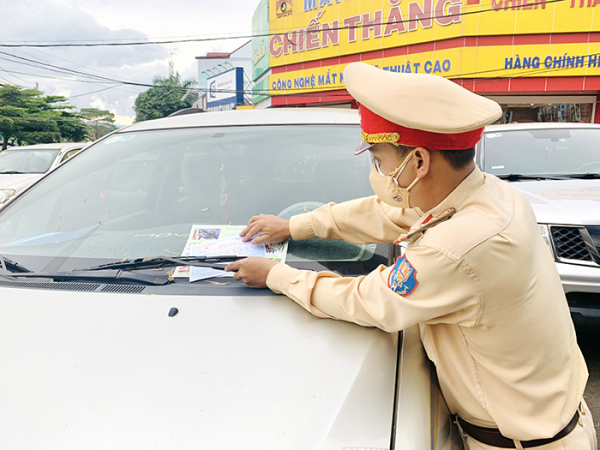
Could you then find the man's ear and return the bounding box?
[413,147,431,179]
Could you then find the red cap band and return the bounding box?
[359,105,484,150]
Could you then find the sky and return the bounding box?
[0,0,259,125]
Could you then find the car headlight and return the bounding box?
[0,189,16,205]
[538,224,554,255]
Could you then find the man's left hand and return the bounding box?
[225,257,278,288]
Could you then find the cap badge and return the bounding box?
[361,131,400,145]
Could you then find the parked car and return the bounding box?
[0,142,87,207]
[0,109,460,450]
[476,123,600,329]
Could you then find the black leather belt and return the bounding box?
[456,409,580,448]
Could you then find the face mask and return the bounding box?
[369,149,420,208]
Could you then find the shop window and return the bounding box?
[498,103,593,124]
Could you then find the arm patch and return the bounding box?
[388,255,418,296]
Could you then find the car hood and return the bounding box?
[0,173,42,191]
[509,179,600,225]
[0,287,396,450]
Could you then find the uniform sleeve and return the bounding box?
[266,244,481,332]
[289,195,421,244]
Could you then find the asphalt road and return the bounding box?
[578,329,600,445]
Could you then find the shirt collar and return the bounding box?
[411,168,485,230]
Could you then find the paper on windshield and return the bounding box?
[188,237,266,282]
[174,225,288,281]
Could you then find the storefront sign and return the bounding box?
[252,0,271,81]
[267,0,598,67]
[206,67,244,111]
[269,42,600,94]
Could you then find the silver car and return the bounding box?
[477,123,600,328]
[0,142,87,207]
[0,109,460,450]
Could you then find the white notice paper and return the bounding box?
[189,236,267,282]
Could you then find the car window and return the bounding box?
[481,128,600,176]
[0,125,383,275]
[60,148,82,164]
[0,149,60,174]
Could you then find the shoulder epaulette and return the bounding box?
[394,207,457,244]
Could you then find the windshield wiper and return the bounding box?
[500,174,570,181]
[0,255,246,286]
[8,269,170,286]
[0,171,25,174]
[0,255,32,274]
[84,255,245,272]
[565,173,600,179]
[0,255,167,286]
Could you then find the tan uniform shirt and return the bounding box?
[266,168,588,441]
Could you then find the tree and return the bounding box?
[133,73,198,122]
[78,108,117,140]
[57,111,90,143]
[0,84,86,150]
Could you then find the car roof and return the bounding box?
[485,122,600,132]
[7,143,87,152]
[122,108,360,132]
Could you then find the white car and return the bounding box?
[0,142,87,207]
[0,109,460,450]
[476,123,600,329]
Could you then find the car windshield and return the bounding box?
[0,124,383,276]
[481,128,600,176]
[0,149,59,174]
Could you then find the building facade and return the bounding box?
[252,0,600,123]
[196,41,253,111]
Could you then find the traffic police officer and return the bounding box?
[226,62,597,449]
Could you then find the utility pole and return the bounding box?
[169,53,175,79]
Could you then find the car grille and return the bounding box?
[550,226,594,262]
[585,226,600,254]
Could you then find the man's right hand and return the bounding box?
[240,214,291,245]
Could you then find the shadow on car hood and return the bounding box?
[0,287,397,450]
[511,179,600,225]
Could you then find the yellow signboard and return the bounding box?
[268,42,600,94]
[268,0,599,68]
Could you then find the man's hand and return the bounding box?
[225,257,278,289]
[240,214,291,245]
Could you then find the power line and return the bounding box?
[0,49,131,84]
[0,68,125,85]
[0,50,203,98]
[0,66,36,85]
[67,85,119,99]
[3,55,596,100]
[0,0,564,48]
[0,33,145,86]
[1,44,596,101]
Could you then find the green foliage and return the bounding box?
[133,73,198,122]
[58,111,90,143]
[0,84,88,150]
[78,108,117,140]
[0,85,125,149]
